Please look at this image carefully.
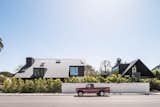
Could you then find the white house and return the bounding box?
[15,57,85,79]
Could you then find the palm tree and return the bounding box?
[0,38,4,49]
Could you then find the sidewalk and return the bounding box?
[0,92,159,96]
[0,93,75,96]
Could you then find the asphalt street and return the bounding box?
[0,94,160,107]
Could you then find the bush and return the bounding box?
[150,78,160,91]
[3,79,11,93]
[139,78,160,91]
[0,75,6,84]
[82,76,98,83]
[34,78,47,92]
[2,78,62,93]
[63,75,134,83]
[3,75,160,93]
[64,77,80,83]
[152,69,160,79]
[104,74,132,83]
[52,79,62,93]
[46,78,55,92]
[97,76,106,83]
[22,80,35,93]
[17,78,25,92]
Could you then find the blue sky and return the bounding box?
[0,0,160,73]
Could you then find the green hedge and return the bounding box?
[140,78,160,91]
[2,78,62,93]
[2,75,160,92]
[64,74,132,83]
[0,75,6,84]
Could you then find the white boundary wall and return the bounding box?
[62,83,150,94]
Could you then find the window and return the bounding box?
[86,84,94,88]
[40,62,45,67]
[33,68,46,78]
[56,60,61,64]
[70,67,78,76]
[132,65,137,74]
[112,66,119,74]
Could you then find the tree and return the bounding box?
[23,80,35,93]
[152,69,160,79]
[0,75,6,84]
[85,65,97,76]
[115,58,122,66]
[0,38,4,51]
[3,79,11,93]
[100,60,112,77]
[0,71,14,77]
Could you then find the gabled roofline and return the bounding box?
[122,59,139,76]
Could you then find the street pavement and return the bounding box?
[0,94,160,107]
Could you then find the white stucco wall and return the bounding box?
[62,83,150,94]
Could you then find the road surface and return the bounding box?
[0,94,160,107]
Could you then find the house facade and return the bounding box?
[112,59,154,78]
[15,57,85,79]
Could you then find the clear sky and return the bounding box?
[0,0,160,73]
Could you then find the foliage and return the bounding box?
[0,75,6,84]
[97,76,106,83]
[140,78,160,91]
[152,69,160,79]
[0,38,3,49]
[82,76,99,83]
[52,79,62,93]
[0,72,14,77]
[64,77,80,83]
[84,65,97,76]
[34,78,47,92]
[3,75,160,93]
[2,78,62,93]
[22,80,35,93]
[3,79,11,92]
[105,74,131,83]
[64,74,133,83]
[150,78,160,91]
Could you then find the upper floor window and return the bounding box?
[70,67,78,76]
[33,68,46,78]
[132,65,137,74]
[40,62,45,67]
[56,60,61,64]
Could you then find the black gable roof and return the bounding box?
[122,59,154,77]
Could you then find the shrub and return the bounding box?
[106,74,118,83]
[3,77,19,93]
[46,78,55,92]
[105,74,132,83]
[17,78,25,92]
[52,79,62,93]
[46,78,62,93]
[34,78,47,92]
[97,76,106,83]
[150,78,160,91]
[82,76,98,83]
[139,78,160,91]
[22,80,35,93]
[2,78,62,93]
[0,75,6,84]
[152,69,160,79]
[64,77,80,83]
[3,79,11,93]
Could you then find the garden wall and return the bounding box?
[62,83,150,94]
